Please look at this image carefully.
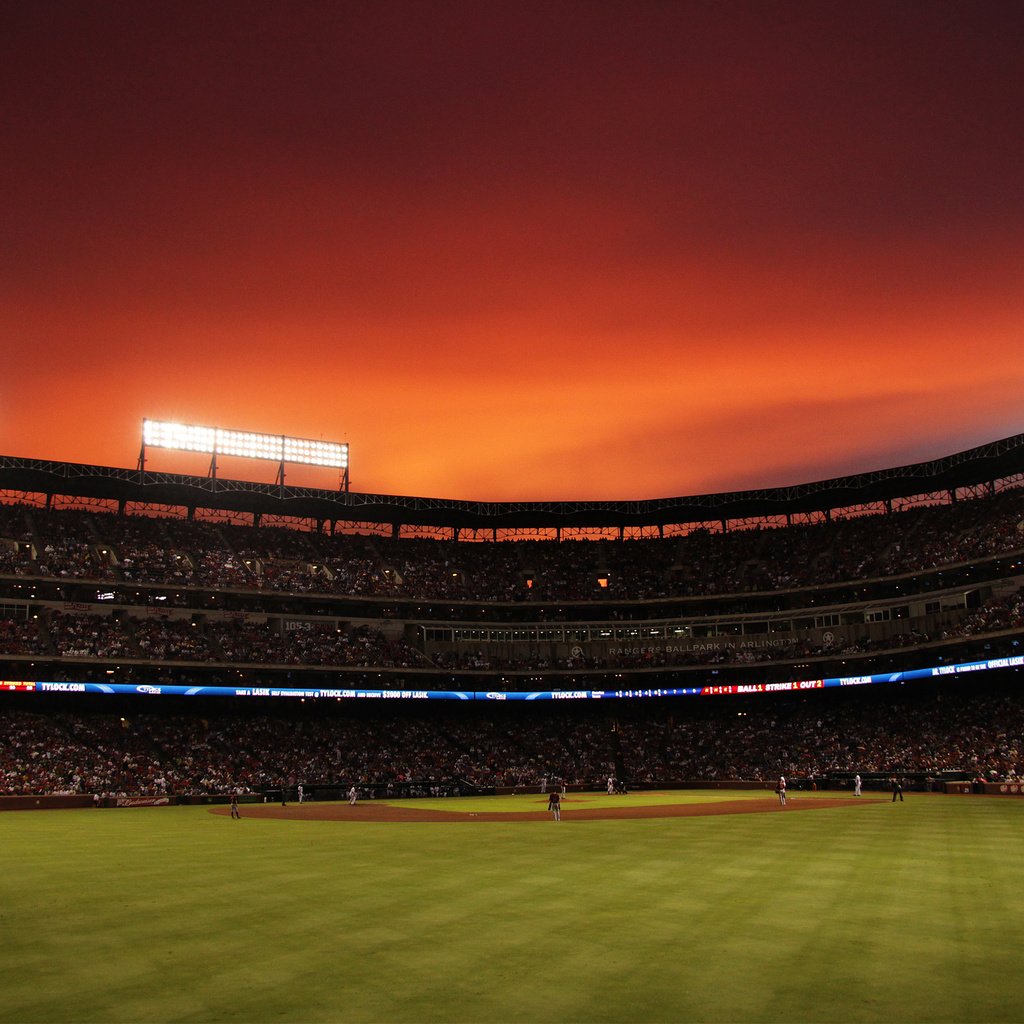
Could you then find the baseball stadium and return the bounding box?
[6,4,1024,1020]
[1,432,1023,1022]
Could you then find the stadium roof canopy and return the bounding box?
[1,433,1022,533]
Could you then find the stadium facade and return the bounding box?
[1,434,1022,797]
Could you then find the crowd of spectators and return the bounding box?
[0,616,40,655]
[1,490,1022,605]
[0,538,33,575]
[1,493,1022,799]
[1,594,1019,672]
[133,618,217,662]
[48,611,135,660]
[1,678,1021,796]
[0,611,421,667]
[615,687,1024,784]
[940,591,1024,641]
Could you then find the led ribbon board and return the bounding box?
[5,654,1023,700]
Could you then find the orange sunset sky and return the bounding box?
[2,1,1022,501]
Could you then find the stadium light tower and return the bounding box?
[139,419,350,491]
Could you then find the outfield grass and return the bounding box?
[1,792,1020,1023]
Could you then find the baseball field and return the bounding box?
[1,789,1020,1023]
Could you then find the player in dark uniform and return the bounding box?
[547,790,561,821]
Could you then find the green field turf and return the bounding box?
[1,792,1021,1023]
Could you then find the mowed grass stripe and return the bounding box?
[1,797,1021,1022]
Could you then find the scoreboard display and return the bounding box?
[2,654,1021,702]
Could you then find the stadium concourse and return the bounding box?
[0,438,1023,800]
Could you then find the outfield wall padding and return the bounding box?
[0,794,95,811]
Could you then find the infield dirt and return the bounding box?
[211,795,879,822]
